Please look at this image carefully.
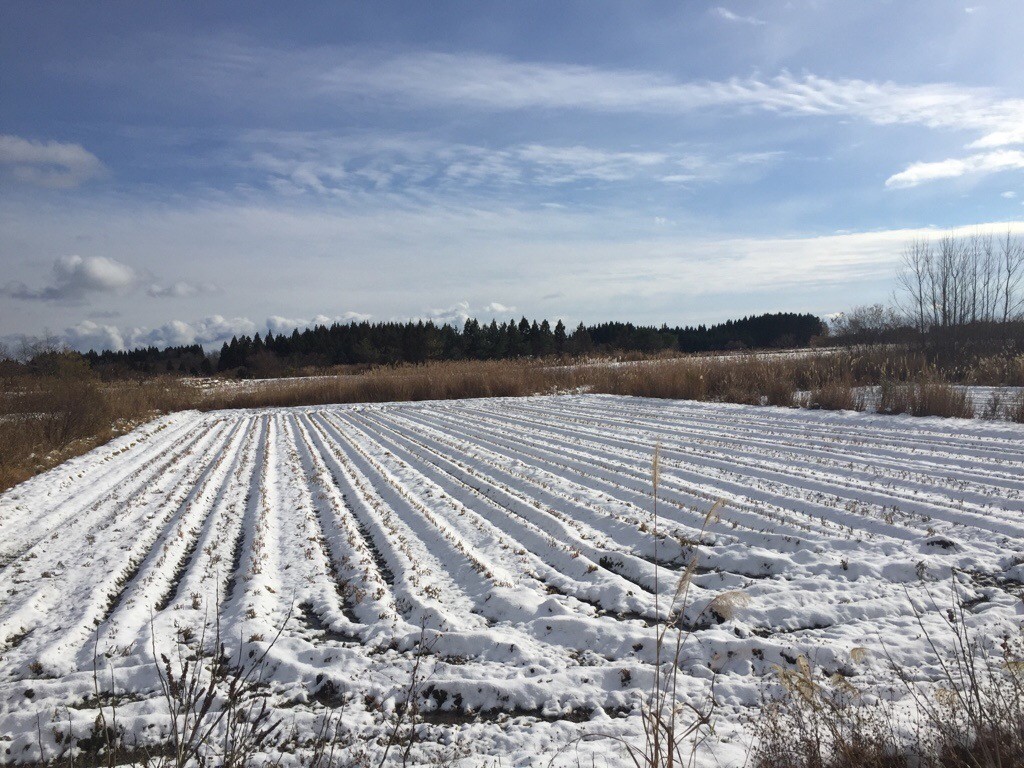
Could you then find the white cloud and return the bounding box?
[885,150,1024,188]
[63,315,260,352]
[242,132,781,195]
[312,51,1023,138]
[3,255,137,301]
[266,312,371,334]
[61,307,510,351]
[4,254,222,304]
[0,134,105,188]
[969,127,1024,149]
[482,302,514,315]
[513,144,668,183]
[118,43,1024,192]
[713,7,767,25]
[425,301,518,327]
[1003,190,1017,198]
[315,50,1024,189]
[146,281,222,298]
[63,320,127,353]
[9,193,1024,346]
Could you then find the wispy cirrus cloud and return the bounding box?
[60,40,1024,194]
[170,40,1024,140]
[301,49,1024,190]
[0,134,105,188]
[713,7,766,26]
[306,50,1024,137]
[240,132,782,196]
[146,281,221,298]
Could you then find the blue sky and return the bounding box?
[2,1,1024,351]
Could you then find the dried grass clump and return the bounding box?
[753,587,1024,768]
[0,358,190,492]
[705,590,752,623]
[198,359,567,410]
[912,380,975,419]
[808,383,866,412]
[878,379,975,419]
[1007,391,1024,423]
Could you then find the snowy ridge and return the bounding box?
[0,395,1022,764]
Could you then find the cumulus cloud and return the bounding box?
[4,254,222,304]
[266,312,371,334]
[3,255,137,301]
[60,312,382,352]
[62,315,260,352]
[62,320,127,353]
[425,301,517,327]
[885,150,1024,188]
[713,7,766,25]
[0,134,105,188]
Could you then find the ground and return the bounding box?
[1,395,1022,766]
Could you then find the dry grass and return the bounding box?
[1007,391,1024,423]
[197,359,568,410]
[806,383,867,412]
[878,380,976,419]
[0,360,190,493]
[3,346,1019,493]
[752,585,1024,768]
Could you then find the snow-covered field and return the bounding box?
[1,395,1023,765]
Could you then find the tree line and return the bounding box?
[830,229,1024,350]
[67,312,825,377]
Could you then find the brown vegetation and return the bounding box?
[877,379,976,419]
[197,359,565,410]
[805,383,867,412]
[0,353,189,493]
[4,345,1023,494]
[752,585,1024,768]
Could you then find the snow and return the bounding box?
[0,394,1022,765]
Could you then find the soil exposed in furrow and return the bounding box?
[0,413,201,566]
[507,400,1024,531]
[417,403,977,548]
[352,410,666,605]
[0,417,237,672]
[3,396,1024,764]
[396,405,835,549]
[538,398,1024,494]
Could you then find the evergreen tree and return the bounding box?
[553,320,567,355]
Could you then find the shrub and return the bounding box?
[878,379,975,419]
[809,383,866,412]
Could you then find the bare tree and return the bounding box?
[979,233,997,323]
[831,304,902,341]
[1000,229,1024,322]
[896,229,1024,331]
[896,238,932,332]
